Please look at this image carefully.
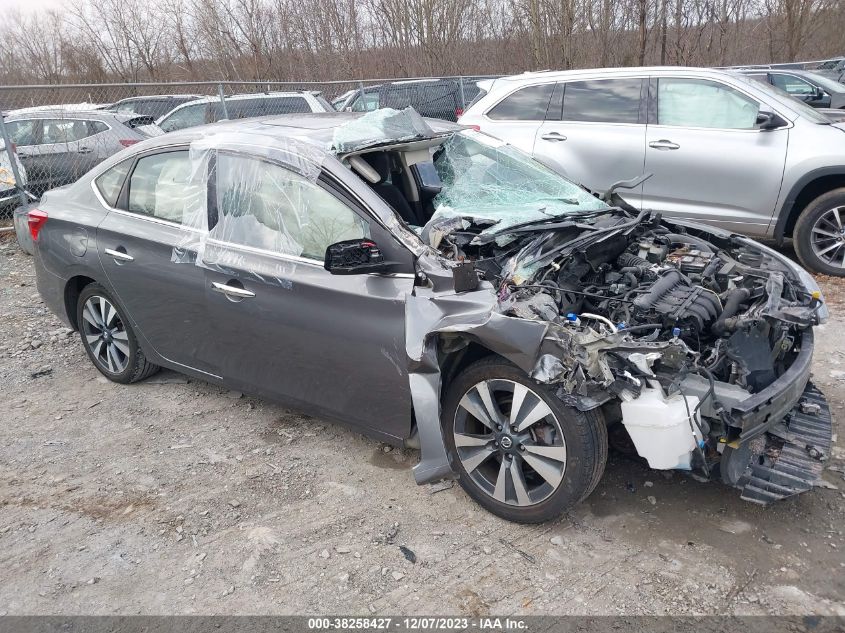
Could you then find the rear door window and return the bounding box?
[228,98,266,119]
[351,92,380,112]
[126,151,198,223]
[41,119,93,143]
[262,96,312,115]
[160,104,206,132]
[561,79,642,123]
[115,101,139,114]
[413,83,459,118]
[88,121,109,135]
[487,84,555,120]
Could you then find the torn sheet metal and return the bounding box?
[330,107,435,153]
[406,263,549,483]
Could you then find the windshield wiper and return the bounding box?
[470,207,627,245]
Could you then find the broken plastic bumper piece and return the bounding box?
[734,382,832,504]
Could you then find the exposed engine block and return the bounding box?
[631,269,722,333]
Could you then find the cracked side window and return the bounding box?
[213,153,369,260]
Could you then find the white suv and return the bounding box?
[460,66,845,276]
[153,91,334,134]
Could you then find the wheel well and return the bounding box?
[784,174,845,238]
[64,276,96,331]
[440,340,501,388]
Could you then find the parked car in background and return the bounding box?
[104,94,201,119]
[3,110,148,197]
[815,58,845,83]
[4,103,110,117]
[0,141,28,212]
[739,69,845,109]
[153,91,334,133]
[332,78,482,121]
[460,66,845,276]
[819,108,845,123]
[25,110,830,522]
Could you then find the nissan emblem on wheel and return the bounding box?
[28,107,832,523]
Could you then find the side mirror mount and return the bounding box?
[756,109,786,130]
[324,239,393,275]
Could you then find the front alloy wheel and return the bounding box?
[442,357,607,523]
[454,379,567,507]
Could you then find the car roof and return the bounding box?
[5,109,138,122]
[180,91,313,105]
[140,111,460,152]
[489,66,738,84]
[112,94,201,103]
[157,92,318,121]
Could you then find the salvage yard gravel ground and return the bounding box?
[0,231,843,615]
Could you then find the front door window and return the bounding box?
[657,78,759,129]
[212,153,369,260]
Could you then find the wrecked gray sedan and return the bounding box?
[29,108,832,522]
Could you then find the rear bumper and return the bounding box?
[737,382,832,504]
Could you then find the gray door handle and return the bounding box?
[212,281,255,299]
[649,139,680,150]
[78,147,93,154]
[540,132,567,142]
[105,247,133,262]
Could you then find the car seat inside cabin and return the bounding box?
[351,148,443,228]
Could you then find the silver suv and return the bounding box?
[459,66,845,276]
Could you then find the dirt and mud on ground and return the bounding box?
[0,231,843,615]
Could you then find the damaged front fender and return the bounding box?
[406,265,549,483]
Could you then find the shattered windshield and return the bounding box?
[430,132,606,234]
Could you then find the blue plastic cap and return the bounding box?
[566,313,578,322]
[672,327,681,337]
[698,439,706,449]
[617,321,627,330]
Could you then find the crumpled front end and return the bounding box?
[410,200,831,504]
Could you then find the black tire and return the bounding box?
[793,187,845,276]
[441,356,607,523]
[76,283,159,384]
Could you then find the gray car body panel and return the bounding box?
[32,114,466,475]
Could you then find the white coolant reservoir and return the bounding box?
[620,387,702,470]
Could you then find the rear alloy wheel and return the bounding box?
[793,188,845,276]
[76,283,159,384]
[442,357,607,523]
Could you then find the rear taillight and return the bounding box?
[119,139,139,148]
[466,124,481,131]
[28,209,48,242]
[455,107,464,118]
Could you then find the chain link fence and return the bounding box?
[0,76,497,221]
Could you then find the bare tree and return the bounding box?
[0,0,842,86]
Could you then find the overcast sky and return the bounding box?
[0,0,63,12]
